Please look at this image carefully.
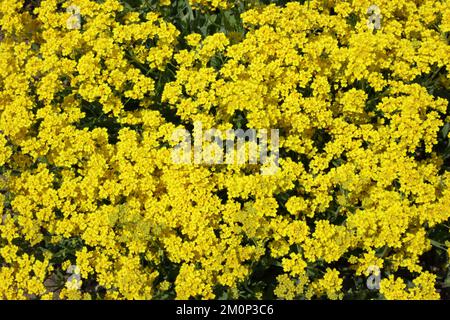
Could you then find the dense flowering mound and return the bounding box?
[0,0,450,300]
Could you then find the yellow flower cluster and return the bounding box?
[380,272,440,300]
[189,0,233,10]
[0,0,449,300]
[158,0,238,10]
[162,0,450,299]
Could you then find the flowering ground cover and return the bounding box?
[0,0,450,300]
